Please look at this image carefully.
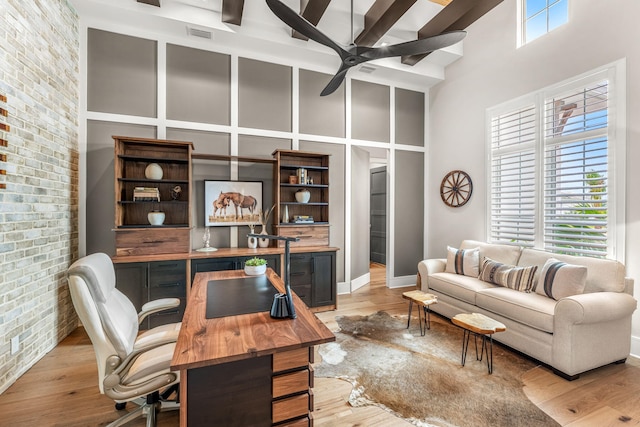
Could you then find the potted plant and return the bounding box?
[244,257,267,276]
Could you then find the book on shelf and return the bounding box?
[293,215,314,223]
[133,187,160,202]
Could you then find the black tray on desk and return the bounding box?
[206,275,277,319]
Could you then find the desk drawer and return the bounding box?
[273,369,311,399]
[273,347,311,373]
[272,392,312,424]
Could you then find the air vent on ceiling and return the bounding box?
[358,65,376,74]
[186,26,213,39]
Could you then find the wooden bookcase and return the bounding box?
[113,136,193,256]
[273,149,330,247]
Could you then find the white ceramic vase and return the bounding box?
[147,211,165,226]
[247,225,257,248]
[258,225,269,248]
[295,189,311,203]
[145,163,163,180]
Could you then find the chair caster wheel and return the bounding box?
[115,402,126,410]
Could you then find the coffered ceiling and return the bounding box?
[71,0,503,89]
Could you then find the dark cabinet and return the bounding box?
[289,251,336,309]
[191,255,281,282]
[115,260,187,329]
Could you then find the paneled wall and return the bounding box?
[0,0,79,394]
[84,27,426,287]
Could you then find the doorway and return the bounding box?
[370,166,386,265]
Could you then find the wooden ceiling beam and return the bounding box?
[354,0,417,47]
[293,0,332,41]
[401,0,503,66]
[137,0,160,6]
[222,0,245,26]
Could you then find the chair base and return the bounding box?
[110,392,179,427]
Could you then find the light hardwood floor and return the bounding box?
[1,262,638,426]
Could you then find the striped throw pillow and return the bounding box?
[535,258,587,300]
[479,257,538,292]
[445,246,480,277]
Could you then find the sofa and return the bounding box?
[417,240,637,379]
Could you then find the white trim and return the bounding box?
[351,272,370,293]
[337,281,350,295]
[387,276,417,289]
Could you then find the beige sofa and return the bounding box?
[417,240,637,379]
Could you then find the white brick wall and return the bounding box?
[0,0,79,393]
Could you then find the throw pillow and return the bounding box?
[479,257,538,292]
[445,246,480,277]
[535,258,588,300]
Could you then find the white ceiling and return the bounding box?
[70,0,464,90]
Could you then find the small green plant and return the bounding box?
[245,257,267,267]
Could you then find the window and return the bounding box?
[488,62,625,259]
[520,0,569,45]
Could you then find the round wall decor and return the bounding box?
[440,170,473,207]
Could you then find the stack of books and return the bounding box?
[293,215,314,224]
[133,187,160,202]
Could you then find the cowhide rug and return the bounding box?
[314,311,559,427]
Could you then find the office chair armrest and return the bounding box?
[138,298,181,324]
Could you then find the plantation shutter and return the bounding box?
[489,105,537,247]
[543,81,609,257]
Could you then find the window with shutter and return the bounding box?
[487,62,625,260]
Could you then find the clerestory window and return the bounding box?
[520,0,569,46]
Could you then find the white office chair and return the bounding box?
[66,253,181,427]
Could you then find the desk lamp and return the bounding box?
[247,233,299,319]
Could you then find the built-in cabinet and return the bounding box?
[115,260,187,329]
[113,136,193,256]
[273,150,330,247]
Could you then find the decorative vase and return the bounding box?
[244,264,266,276]
[147,211,165,226]
[282,205,289,223]
[295,189,311,203]
[247,225,257,249]
[258,225,269,248]
[145,163,163,180]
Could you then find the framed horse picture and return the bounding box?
[204,180,263,226]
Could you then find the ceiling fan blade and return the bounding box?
[320,65,351,97]
[266,0,349,59]
[361,31,466,61]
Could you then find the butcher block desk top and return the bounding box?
[171,268,335,371]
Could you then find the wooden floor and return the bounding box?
[1,262,639,426]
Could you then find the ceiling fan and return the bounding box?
[265,0,466,96]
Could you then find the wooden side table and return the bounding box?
[452,313,506,374]
[402,290,438,336]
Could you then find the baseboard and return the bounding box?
[337,281,350,295]
[630,334,640,359]
[387,275,417,289]
[351,272,370,292]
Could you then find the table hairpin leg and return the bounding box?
[460,330,494,374]
[406,299,414,329]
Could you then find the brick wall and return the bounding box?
[0,0,79,393]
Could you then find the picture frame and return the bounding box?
[205,180,263,226]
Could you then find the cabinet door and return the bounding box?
[148,260,186,328]
[312,252,336,307]
[114,262,147,313]
[289,254,313,307]
[191,258,238,282]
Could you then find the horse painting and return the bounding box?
[212,193,229,218]
[223,192,257,219]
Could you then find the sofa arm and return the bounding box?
[417,259,446,292]
[555,292,637,325]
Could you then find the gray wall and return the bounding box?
[350,146,371,282]
[394,150,424,276]
[428,0,640,355]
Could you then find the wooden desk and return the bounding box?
[171,268,335,426]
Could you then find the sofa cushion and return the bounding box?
[429,272,496,305]
[476,287,556,333]
[446,246,480,277]
[517,248,625,293]
[478,257,538,292]
[535,258,587,300]
[460,240,522,266]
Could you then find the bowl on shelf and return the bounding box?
[147,211,165,226]
[295,189,311,203]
